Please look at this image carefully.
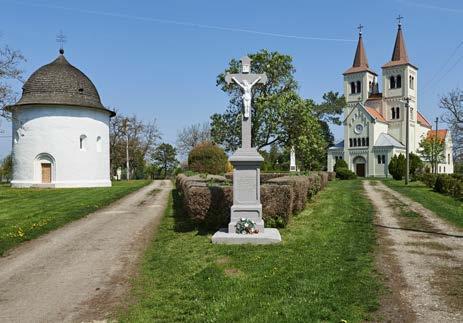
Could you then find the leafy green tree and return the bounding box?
[409,152,423,179]
[151,143,178,178]
[211,50,328,171]
[418,136,445,173]
[313,91,346,126]
[0,154,12,181]
[188,142,228,175]
[211,50,298,151]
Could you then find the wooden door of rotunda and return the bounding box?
[41,163,51,183]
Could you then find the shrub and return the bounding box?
[336,168,357,180]
[388,154,406,180]
[420,173,438,188]
[334,159,348,172]
[434,175,445,193]
[188,142,228,175]
[317,172,329,189]
[409,152,423,179]
[261,184,293,226]
[268,176,310,213]
[305,174,320,199]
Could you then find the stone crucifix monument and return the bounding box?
[212,56,282,244]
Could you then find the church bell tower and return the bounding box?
[382,18,418,150]
[343,26,378,118]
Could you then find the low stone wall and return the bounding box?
[176,171,335,229]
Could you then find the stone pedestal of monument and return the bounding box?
[211,148,281,245]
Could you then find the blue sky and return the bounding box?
[1,0,462,158]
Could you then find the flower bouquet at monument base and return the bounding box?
[235,218,259,234]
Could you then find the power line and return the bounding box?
[432,52,463,88]
[423,41,463,90]
[5,0,355,43]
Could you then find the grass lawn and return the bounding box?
[0,180,151,256]
[119,180,381,322]
[382,179,463,228]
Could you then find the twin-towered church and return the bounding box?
[328,23,453,177]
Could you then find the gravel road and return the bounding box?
[0,180,172,323]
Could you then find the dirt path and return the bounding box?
[0,180,172,323]
[364,181,463,322]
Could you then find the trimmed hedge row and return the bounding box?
[419,173,463,200]
[176,171,335,229]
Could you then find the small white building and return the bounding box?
[327,23,453,177]
[6,49,115,187]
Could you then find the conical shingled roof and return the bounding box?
[382,24,416,69]
[11,52,115,116]
[344,33,377,75]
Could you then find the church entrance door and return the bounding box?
[356,163,366,177]
[41,163,51,183]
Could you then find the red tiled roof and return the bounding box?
[427,129,448,141]
[417,112,432,128]
[366,107,387,123]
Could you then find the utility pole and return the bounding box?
[434,117,439,174]
[123,118,130,181]
[405,97,410,185]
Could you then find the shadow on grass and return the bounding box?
[345,219,463,238]
[171,189,217,236]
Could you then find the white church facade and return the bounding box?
[328,23,453,177]
[6,49,115,188]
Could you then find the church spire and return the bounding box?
[382,17,414,68]
[344,25,376,75]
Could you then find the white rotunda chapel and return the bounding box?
[6,49,115,188]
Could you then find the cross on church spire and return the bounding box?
[56,30,66,55]
[396,15,404,27]
[357,24,364,36]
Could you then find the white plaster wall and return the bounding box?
[11,105,112,187]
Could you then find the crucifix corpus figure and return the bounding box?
[232,77,260,118]
[225,56,267,148]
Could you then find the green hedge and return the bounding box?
[419,173,463,200]
[176,172,335,229]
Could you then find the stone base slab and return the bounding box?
[211,228,282,245]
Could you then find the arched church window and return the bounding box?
[391,107,396,119]
[356,81,361,94]
[396,75,402,88]
[381,155,386,164]
[357,138,361,146]
[409,76,414,89]
[448,154,451,164]
[80,135,88,151]
[369,81,373,94]
[377,155,381,164]
[350,82,356,94]
[96,136,102,152]
[349,138,353,147]
[396,107,400,119]
[362,138,366,146]
[390,76,396,89]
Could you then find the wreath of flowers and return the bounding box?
[235,218,259,234]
